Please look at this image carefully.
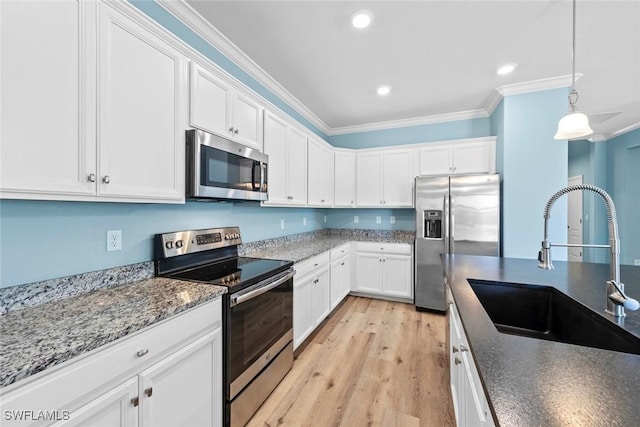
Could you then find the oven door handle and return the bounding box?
[230,268,295,307]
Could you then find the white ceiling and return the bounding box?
[182,0,640,139]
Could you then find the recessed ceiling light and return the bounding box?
[497,64,517,75]
[377,85,391,96]
[351,10,373,29]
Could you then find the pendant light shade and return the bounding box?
[554,0,593,140]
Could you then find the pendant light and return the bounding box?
[554,0,593,140]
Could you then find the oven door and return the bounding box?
[225,268,294,400]
[187,129,268,201]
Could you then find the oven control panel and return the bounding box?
[155,227,242,258]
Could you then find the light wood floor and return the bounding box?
[246,296,455,427]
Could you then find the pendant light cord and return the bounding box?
[572,0,576,92]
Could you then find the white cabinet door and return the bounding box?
[383,150,413,207]
[263,112,288,204]
[293,275,314,349]
[334,151,356,207]
[356,152,383,207]
[355,252,383,293]
[330,257,348,310]
[452,141,495,175]
[0,0,96,197]
[312,267,331,326]
[381,254,412,298]
[53,378,139,427]
[449,307,462,426]
[286,126,308,205]
[230,92,263,150]
[308,138,333,207]
[419,145,452,176]
[138,329,222,427]
[190,63,231,138]
[98,3,185,202]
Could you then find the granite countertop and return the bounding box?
[0,277,226,389]
[242,233,415,263]
[444,255,640,426]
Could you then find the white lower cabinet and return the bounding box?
[354,242,413,300]
[330,244,352,310]
[293,253,331,349]
[0,299,222,427]
[448,296,494,427]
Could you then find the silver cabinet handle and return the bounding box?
[454,357,462,365]
[321,199,325,203]
[136,349,149,357]
[234,129,239,134]
[313,279,319,284]
[144,387,153,398]
[340,262,345,266]
[87,173,96,183]
[131,396,139,407]
[102,175,110,184]
[460,344,469,352]
[229,127,235,132]
[452,346,459,353]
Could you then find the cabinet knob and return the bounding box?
[452,345,459,353]
[460,344,469,352]
[87,173,96,183]
[350,200,354,204]
[454,357,462,365]
[144,387,153,398]
[341,262,345,266]
[321,199,325,203]
[131,396,139,407]
[136,349,149,357]
[313,279,319,284]
[234,128,239,134]
[102,175,110,184]
[229,127,235,132]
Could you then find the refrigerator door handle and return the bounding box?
[450,194,455,254]
[444,194,450,253]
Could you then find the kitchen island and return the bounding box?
[444,254,640,426]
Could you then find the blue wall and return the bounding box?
[328,117,491,149]
[325,209,414,231]
[0,200,325,288]
[495,88,569,260]
[606,128,640,266]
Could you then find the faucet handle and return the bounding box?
[607,280,640,311]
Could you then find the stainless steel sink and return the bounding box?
[469,280,640,355]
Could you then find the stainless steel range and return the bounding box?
[154,227,294,427]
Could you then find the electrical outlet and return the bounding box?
[324,215,327,223]
[354,216,359,224]
[635,259,640,266]
[303,217,307,226]
[390,216,396,224]
[280,219,285,230]
[376,216,381,224]
[107,230,122,252]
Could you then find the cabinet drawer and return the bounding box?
[356,242,412,255]
[295,252,331,279]
[0,299,221,424]
[330,243,351,261]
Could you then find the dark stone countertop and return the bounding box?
[443,255,640,427]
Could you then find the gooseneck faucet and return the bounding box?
[537,184,639,318]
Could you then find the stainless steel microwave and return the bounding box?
[186,129,268,201]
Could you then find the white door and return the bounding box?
[307,138,324,206]
[355,252,383,293]
[293,275,314,348]
[53,378,138,427]
[0,0,96,197]
[312,268,331,326]
[356,152,383,207]
[567,175,583,262]
[381,254,412,298]
[189,63,231,138]
[285,127,308,205]
[419,145,452,176]
[453,142,494,175]
[138,330,222,427]
[230,91,263,149]
[98,3,185,201]
[263,112,288,204]
[334,151,356,207]
[383,150,414,207]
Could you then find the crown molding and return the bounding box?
[156,0,331,135]
[496,74,580,97]
[326,109,488,136]
[606,121,640,140]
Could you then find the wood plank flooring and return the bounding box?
[246,296,455,427]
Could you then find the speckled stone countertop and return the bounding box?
[240,229,415,263]
[0,277,226,388]
[444,255,640,426]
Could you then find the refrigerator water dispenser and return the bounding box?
[424,210,442,239]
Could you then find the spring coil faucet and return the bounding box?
[538,184,639,318]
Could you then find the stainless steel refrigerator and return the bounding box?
[415,174,500,312]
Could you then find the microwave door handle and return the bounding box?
[251,161,259,191]
[230,269,295,307]
[260,163,267,192]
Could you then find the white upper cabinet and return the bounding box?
[263,111,307,206]
[190,62,263,150]
[333,150,356,208]
[0,0,96,198]
[98,2,186,202]
[356,149,413,207]
[419,139,496,176]
[1,0,186,203]
[307,137,334,207]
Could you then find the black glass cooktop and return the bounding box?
[168,256,292,292]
